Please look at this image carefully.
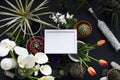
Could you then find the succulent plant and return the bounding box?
[73,21,92,39]
[107,69,120,80]
[69,62,86,78]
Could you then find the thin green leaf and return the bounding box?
[5,0,19,12]
[0,12,19,16]
[31,0,49,13]
[35,12,53,16]
[15,0,21,10]
[7,16,21,25]
[0,17,15,22]
[26,0,34,12]
[18,0,24,11]
[0,22,18,36]
[25,18,34,36]
[0,6,18,14]
[0,17,20,28]
[29,17,57,28]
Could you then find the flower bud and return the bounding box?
[97,40,106,46]
[99,59,108,67]
[87,67,97,76]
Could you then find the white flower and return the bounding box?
[66,12,73,19]
[56,12,61,17]
[0,39,16,57]
[34,64,40,76]
[14,46,29,56]
[38,76,55,80]
[34,52,48,64]
[17,55,35,69]
[59,15,67,24]
[51,14,57,23]
[40,65,52,75]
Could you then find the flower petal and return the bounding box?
[14,46,29,56]
[0,45,10,57]
[34,52,48,64]
[87,67,97,76]
[97,40,106,46]
[40,65,52,75]
[1,39,16,50]
[17,55,35,69]
[99,59,108,67]
[38,76,55,80]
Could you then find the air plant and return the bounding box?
[0,0,56,40]
[98,0,120,31]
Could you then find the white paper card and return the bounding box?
[45,30,77,54]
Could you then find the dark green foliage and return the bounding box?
[98,0,120,30]
[75,0,89,9]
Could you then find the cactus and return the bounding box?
[73,21,92,39]
[107,69,120,80]
[69,63,86,78]
[78,23,92,38]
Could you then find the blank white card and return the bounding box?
[45,30,77,54]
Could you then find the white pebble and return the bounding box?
[111,61,120,69]
[100,77,108,80]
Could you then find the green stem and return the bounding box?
[88,56,99,62]
[82,59,89,68]
[15,29,21,43]
[10,50,17,62]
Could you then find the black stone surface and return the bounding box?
[0,0,120,80]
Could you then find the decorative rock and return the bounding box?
[111,61,120,69]
[100,77,108,80]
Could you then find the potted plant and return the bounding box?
[68,40,88,62]
[26,36,44,54]
[68,40,108,77]
[107,68,120,80]
[73,20,92,39]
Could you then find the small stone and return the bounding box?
[100,76,108,80]
[111,61,120,69]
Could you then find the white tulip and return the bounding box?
[34,64,40,76]
[38,76,55,80]
[14,46,29,56]
[34,52,48,64]
[40,65,52,75]
[0,39,16,57]
[17,55,35,69]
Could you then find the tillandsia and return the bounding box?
[78,40,108,76]
[97,0,120,31]
[0,38,54,80]
[50,12,77,29]
[0,0,56,40]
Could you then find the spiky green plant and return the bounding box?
[78,23,92,39]
[0,0,56,39]
[107,69,120,80]
[98,0,120,31]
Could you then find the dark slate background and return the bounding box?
[0,0,120,80]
